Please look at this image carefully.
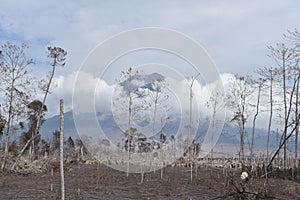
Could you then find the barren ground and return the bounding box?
[0,163,300,200]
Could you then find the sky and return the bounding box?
[0,0,300,129]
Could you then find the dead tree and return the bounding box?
[14,46,67,163]
[250,78,264,159]
[33,47,67,151]
[284,29,300,169]
[60,99,65,200]
[114,67,139,176]
[266,71,300,170]
[294,73,299,169]
[227,75,254,161]
[256,67,280,163]
[268,43,298,168]
[0,42,34,170]
[207,91,225,160]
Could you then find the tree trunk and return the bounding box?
[240,102,246,161]
[282,54,288,168]
[267,76,273,163]
[251,84,261,158]
[60,99,65,200]
[2,85,14,170]
[240,124,245,161]
[152,91,159,139]
[295,76,299,169]
[33,63,56,154]
[267,125,297,170]
[127,92,132,177]
[2,123,10,170]
[267,73,300,169]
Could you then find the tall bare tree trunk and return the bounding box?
[240,103,246,161]
[152,91,159,139]
[189,80,193,141]
[240,124,245,161]
[295,124,299,168]
[295,76,299,169]
[127,92,132,177]
[2,84,14,170]
[32,47,66,160]
[189,76,198,182]
[251,83,261,159]
[60,99,65,200]
[282,54,288,168]
[2,117,11,170]
[33,61,56,154]
[267,75,273,163]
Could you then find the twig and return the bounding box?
[260,170,273,178]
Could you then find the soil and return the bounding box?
[0,163,300,200]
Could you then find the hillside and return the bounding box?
[40,111,279,154]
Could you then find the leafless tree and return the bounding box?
[268,43,298,168]
[207,91,225,159]
[115,67,140,176]
[284,29,300,47]
[33,47,67,147]
[294,71,300,169]
[227,75,254,161]
[11,46,67,169]
[0,42,34,170]
[60,99,65,200]
[143,73,169,141]
[256,67,281,162]
[189,74,200,141]
[284,29,300,169]
[249,78,263,159]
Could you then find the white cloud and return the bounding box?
[1,0,300,77]
[1,0,299,132]
[39,68,285,133]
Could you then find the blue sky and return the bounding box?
[1,0,299,75]
[0,0,300,124]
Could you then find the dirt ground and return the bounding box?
[0,163,300,200]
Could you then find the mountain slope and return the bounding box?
[40,111,279,152]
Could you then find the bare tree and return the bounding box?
[60,99,65,200]
[16,47,67,160]
[227,75,254,161]
[256,67,280,162]
[284,29,300,47]
[284,29,300,169]
[294,72,299,169]
[114,69,171,175]
[267,69,299,170]
[143,73,169,141]
[114,67,140,176]
[268,43,298,168]
[188,74,200,141]
[207,91,225,159]
[33,47,67,144]
[11,46,67,169]
[250,78,263,159]
[0,42,34,170]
